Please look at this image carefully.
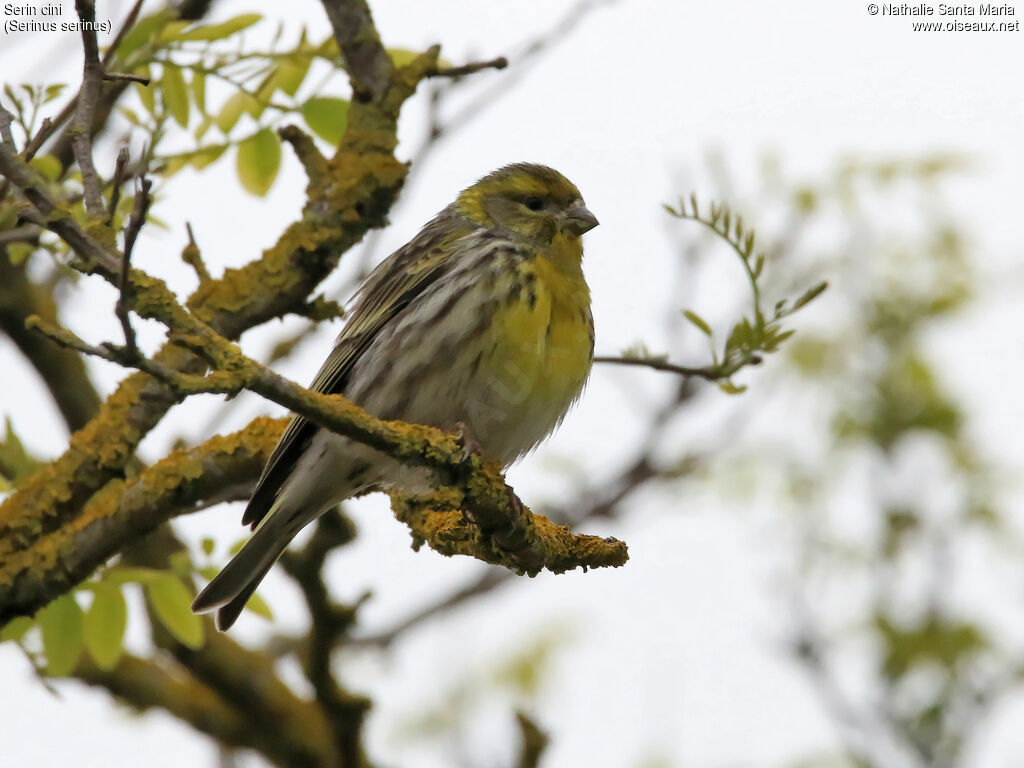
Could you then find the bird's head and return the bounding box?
[454,163,599,247]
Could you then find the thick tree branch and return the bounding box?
[7,301,627,617]
[319,0,394,101]
[0,419,283,623]
[69,0,106,218]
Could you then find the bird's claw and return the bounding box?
[453,421,484,462]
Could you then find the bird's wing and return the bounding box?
[241,210,474,529]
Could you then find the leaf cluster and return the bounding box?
[657,195,828,393]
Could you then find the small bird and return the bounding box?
[192,163,598,630]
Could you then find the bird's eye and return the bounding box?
[523,196,544,211]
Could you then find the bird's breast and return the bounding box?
[469,255,593,462]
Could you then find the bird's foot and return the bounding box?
[452,421,485,463]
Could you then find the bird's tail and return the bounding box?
[191,502,294,631]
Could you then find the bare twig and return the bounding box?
[351,568,507,647]
[514,712,549,768]
[114,174,152,355]
[106,146,130,225]
[0,225,42,247]
[23,116,56,161]
[69,0,106,218]
[122,176,151,266]
[102,72,151,85]
[594,353,761,380]
[427,57,508,78]
[182,222,211,283]
[25,316,203,394]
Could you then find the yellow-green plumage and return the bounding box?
[192,163,598,629]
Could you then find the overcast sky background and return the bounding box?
[1,1,1023,766]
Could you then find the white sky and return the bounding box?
[1,1,1023,766]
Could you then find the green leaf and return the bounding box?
[301,97,349,146]
[154,20,190,42]
[38,594,84,676]
[0,616,34,643]
[147,574,204,649]
[387,48,421,68]
[276,54,312,96]
[83,583,126,670]
[197,566,221,581]
[3,84,22,116]
[215,91,256,134]
[717,380,748,395]
[200,537,216,556]
[179,143,227,171]
[104,566,165,585]
[191,71,206,114]
[117,12,171,58]
[161,64,190,128]
[42,83,66,104]
[167,14,262,42]
[236,128,281,196]
[29,154,62,181]
[682,310,713,337]
[244,592,273,620]
[0,416,40,484]
[793,281,829,311]
[6,243,33,266]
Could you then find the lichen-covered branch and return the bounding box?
[0,14,440,603]
[2,272,628,618]
[392,488,628,575]
[0,419,284,624]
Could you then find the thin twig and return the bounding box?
[118,175,152,354]
[427,57,508,78]
[107,146,130,225]
[103,72,151,85]
[0,224,43,247]
[23,116,56,161]
[26,315,205,392]
[593,354,761,380]
[182,222,211,283]
[70,0,106,218]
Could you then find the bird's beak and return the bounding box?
[562,202,599,236]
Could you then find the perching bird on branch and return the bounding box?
[192,163,599,630]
